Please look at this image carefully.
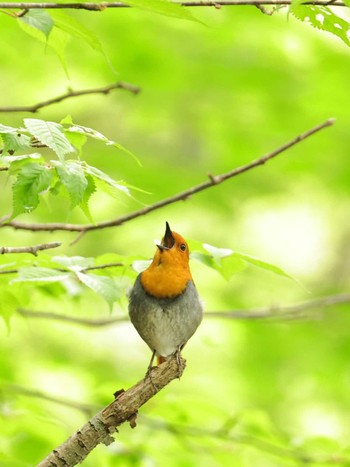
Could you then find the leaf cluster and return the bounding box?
[0,117,138,220]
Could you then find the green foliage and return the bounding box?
[190,241,298,283]
[291,4,350,46]
[0,118,138,220]
[1,2,350,467]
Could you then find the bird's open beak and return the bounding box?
[157,221,175,251]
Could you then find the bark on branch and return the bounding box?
[37,357,185,467]
[0,1,346,10]
[0,241,61,256]
[0,82,140,113]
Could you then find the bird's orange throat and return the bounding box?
[140,253,192,299]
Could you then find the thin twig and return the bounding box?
[17,308,129,326]
[0,241,61,256]
[143,416,348,465]
[0,1,346,10]
[0,82,141,113]
[0,118,335,235]
[4,385,97,417]
[16,292,350,327]
[0,260,124,275]
[37,357,185,467]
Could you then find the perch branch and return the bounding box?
[0,241,61,256]
[16,292,350,326]
[0,81,141,113]
[0,118,335,234]
[37,357,185,467]
[0,1,346,11]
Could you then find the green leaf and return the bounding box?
[76,272,121,309]
[24,119,74,161]
[50,10,105,55]
[52,255,94,271]
[79,174,96,223]
[203,243,234,267]
[18,9,54,39]
[54,161,88,207]
[0,124,24,134]
[233,251,299,282]
[65,123,140,164]
[11,163,53,217]
[0,289,19,332]
[0,132,32,155]
[291,5,350,47]
[1,153,43,174]
[83,163,131,199]
[124,0,199,23]
[12,267,70,283]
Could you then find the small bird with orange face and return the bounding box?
[129,222,203,373]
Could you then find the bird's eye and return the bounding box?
[180,243,186,251]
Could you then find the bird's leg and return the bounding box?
[144,349,159,390]
[174,345,184,379]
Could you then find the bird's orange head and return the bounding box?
[140,222,192,299]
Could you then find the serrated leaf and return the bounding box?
[11,163,53,217]
[1,132,32,155]
[52,255,94,271]
[54,161,88,207]
[12,267,70,283]
[76,272,121,309]
[124,0,199,23]
[291,5,350,47]
[65,123,140,164]
[1,153,43,174]
[79,174,96,223]
[18,9,54,38]
[24,119,74,161]
[83,163,131,199]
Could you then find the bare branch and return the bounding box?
[0,82,141,113]
[0,118,335,235]
[37,357,185,467]
[17,308,129,326]
[0,241,61,256]
[16,292,350,327]
[0,260,124,276]
[205,292,350,320]
[0,1,346,11]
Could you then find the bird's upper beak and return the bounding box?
[157,221,175,251]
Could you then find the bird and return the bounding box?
[128,222,203,375]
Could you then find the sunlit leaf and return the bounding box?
[0,133,32,155]
[76,272,121,309]
[83,163,131,199]
[54,160,88,207]
[52,255,94,271]
[24,119,75,161]
[79,174,96,223]
[18,9,54,39]
[12,267,70,283]
[65,123,140,164]
[291,5,350,46]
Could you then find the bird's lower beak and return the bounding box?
[157,221,175,251]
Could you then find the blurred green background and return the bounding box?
[0,3,350,466]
